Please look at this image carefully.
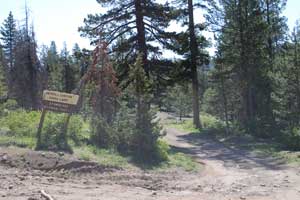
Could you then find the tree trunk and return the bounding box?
[220,64,230,135]
[134,0,148,74]
[134,0,150,129]
[188,0,202,129]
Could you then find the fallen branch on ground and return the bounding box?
[40,190,55,200]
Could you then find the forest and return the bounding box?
[1,0,300,199]
[0,0,299,160]
[1,0,300,160]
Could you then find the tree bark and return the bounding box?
[188,0,202,129]
[134,0,150,130]
[134,0,148,74]
[220,64,230,135]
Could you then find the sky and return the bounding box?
[0,0,300,54]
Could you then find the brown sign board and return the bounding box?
[42,90,79,113]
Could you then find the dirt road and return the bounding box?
[0,113,300,199]
[161,112,300,200]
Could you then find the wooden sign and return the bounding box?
[42,90,79,113]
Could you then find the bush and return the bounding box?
[90,116,119,148]
[0,99,19,116]
[0,110,85,152]
[281,127,300,151]
[132,108,166,163]
[41,113,67,151]
[68,115,89,146]
[40,113,85,152]
[154,139,170,161]
[113,103,135,152]
[0,109,40,137]
[201,113,225,130]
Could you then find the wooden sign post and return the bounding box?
[36,90,79,150]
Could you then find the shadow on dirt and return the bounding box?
[171,131,287,171]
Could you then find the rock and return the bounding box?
[47,177,54,182]
[8,184,13,190]
[0,191,6,198]
[240,197,246,200]
[1,155,8,162]
[152,192,157,195]
[260,184,266,187]
[58,152,64,157]
[41,152,46,157]
[38,163,44,167]
[19,176,25,181]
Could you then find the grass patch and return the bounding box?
[74,145,130,168]
[135,151,201,172]
[0,135,36,149]
[167,152,200,171]
[277,151,300,165]
[135,142,201,172]
[250,143,300,165]
[165,119,199,133]
[164,113,225,134]
[217,134,300,166]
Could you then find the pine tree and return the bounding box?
[129,54,162,162]
[11,8,40,109]
[72,43,86,79]
[60,43,76,92]
[45,41,64,91]
[80,0,176,159]
[79,0,177,80]
[166,83,192,120]
[276,21,300,128]
[206,0,287,135]
[87,42,120,147]
[0,45,8,98]
[172,0,211,128]
[0,11,17,69]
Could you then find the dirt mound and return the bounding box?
[0,147,120,174]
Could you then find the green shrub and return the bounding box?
[2,99,19,110]
[68,115,88,146]
[0,135,35,148]
[281,127,300,151]
[0,109,40,137]
[40,113,85,152]
[113,102,135,152]
[0,110,86,151]
[154,139,170,161]
[201,113,225,129]
[90,116,119,148]
[41,114,67,151]
[132,108,166,163]
[0,99,19,116]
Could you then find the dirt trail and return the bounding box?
[161,112,300,200]
[0,113,300,199]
